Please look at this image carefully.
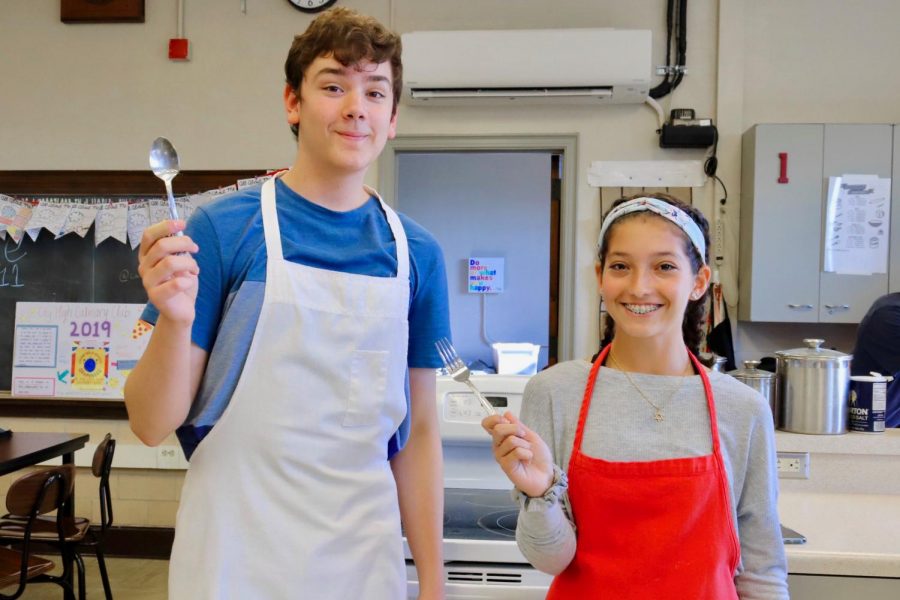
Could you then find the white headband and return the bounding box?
[597,197,707,264]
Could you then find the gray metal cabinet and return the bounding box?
[819,124,892,322]
[740,123,893,323]
[740,124,823,322]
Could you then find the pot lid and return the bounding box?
[727,359,775,380]
[774,338,852,362]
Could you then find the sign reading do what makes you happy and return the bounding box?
[12,302,151,398]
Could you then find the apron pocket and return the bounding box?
[343,350,388,427]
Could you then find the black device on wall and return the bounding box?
[659,108,717,149]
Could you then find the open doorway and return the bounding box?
[378,135,577,369]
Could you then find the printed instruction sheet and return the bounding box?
[824,175,891,275]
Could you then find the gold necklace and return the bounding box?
[607,353,688,423]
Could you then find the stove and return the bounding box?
[402,375,802,597]
[403,374,554,599]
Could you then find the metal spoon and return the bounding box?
[149,136,183,236]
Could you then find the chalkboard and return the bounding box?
[0,169,265,396]
[0,227,147,390]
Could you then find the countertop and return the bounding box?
[775,429,900,578]
[779,492,900,578]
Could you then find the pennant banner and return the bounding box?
[0,173,275,246]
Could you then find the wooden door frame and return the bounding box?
[378,134,578,363]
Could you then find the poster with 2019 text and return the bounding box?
[11,302,151,398]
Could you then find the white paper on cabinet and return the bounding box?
[823,174,891,275]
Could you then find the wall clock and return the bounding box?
[287,0,338,14]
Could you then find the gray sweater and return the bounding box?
[515,360,789,599]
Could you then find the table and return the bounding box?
[0,431,90,591]
[0,431,90,477]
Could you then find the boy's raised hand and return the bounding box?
[482,411,555,498]
[138,219,199,326]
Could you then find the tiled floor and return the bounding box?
[14,557,168,599]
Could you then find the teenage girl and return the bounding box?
[483,195,789,598]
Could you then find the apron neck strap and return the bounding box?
[574,346,720,452]
[574,345,609,449]
[365,185,409,281]
[261,177,283,262]
[691,351,721,454]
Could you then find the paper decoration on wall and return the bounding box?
[126,200,150,250]
[95,201,129,245]
[26,201,70,242]
[0,194,32,244]
[237,175,274,189]
[12,302,151,398]
[148,199,170,227]
[0,174,275,247]
[59,203,98,238]
[468,257,505,294]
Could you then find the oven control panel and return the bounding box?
[444,392,507,421]
[437,375,530,443]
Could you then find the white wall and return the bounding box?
[2,0,899,361]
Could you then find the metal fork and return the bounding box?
[435,337,497,416]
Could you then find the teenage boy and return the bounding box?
[125,8,449,599]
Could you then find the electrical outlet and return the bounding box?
[157,445,185,469]
[776,451,810,479]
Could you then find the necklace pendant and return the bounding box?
[654,411,664,423]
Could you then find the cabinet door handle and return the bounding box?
[787,303,814,310]
[824,304,850,311]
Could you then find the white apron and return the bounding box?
[169,177,410,599]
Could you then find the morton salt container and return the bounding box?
[775,339,851,434]
[848,372,891,433]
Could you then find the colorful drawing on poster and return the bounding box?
[70,341,110,391]
[131,319,153,340]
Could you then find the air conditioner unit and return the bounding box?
[401,28,651,106]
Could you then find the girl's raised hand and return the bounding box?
[482,411,555,498]
[137,219,199,326]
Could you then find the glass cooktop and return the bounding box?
[404,487,805,545]
[442,488,519,542]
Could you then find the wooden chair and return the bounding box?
[0,465,76,600]
[0,434,116,600]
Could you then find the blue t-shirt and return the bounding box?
[142,178,451,459]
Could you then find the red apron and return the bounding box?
[546,346,740,599]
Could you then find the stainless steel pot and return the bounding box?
[728,360,777,424]
[775,338,852,434]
